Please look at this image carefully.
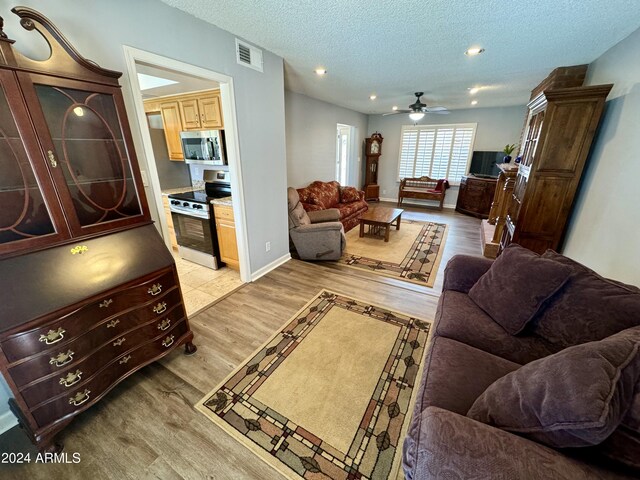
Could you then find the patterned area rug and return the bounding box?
[337,220,448,287]
[196,290,432,480]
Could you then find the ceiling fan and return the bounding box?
[383,92,449,120]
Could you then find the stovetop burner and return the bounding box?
[168,190,208,203]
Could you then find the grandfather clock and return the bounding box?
[364,132,383,201]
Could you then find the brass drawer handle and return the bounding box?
[70,245,88,255]
[119,355,132,365]
[147,283,162,296]
[47,149,58,168]
[161,335,175,348]
[69,389,90,407]
[157,318,171,331]
[153,302,167,315]
[113,337,126,347]
[39,327,65,345]
[106,319,120,328]
[59,369,82,388]
[99,299,113,308]
[50,350,74,367]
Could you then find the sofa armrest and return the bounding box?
[404,407,608,480]
[357,190,365,201]
[308,208,340,223]
[294,222,343,233]
[442,255,493,293]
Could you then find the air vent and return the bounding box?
[236,39,263,72]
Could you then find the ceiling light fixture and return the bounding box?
[469,87,481,95]
[465,47,485,56]
[73,106,84,117]
[392,106,398,111]
[314,68,327,75]
[369,94,377,100]
[471,100,478,105]
[409,112,425,121]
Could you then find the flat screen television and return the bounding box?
[468,151,503,178]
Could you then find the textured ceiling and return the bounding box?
[159,0,640,113]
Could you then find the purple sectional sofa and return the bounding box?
[404,251,640,479]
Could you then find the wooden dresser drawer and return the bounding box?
[30,319,190,428]
[7,292,184,387]
[19,309,187,408]
[1,269,178,363]
[213,204,234,220]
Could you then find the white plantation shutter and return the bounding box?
[397,123,476,183]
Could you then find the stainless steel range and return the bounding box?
[168,170,231,269]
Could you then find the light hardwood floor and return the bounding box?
[0,205,482,480]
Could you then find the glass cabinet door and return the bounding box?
[19,74,149,236]
[0,71,69,255]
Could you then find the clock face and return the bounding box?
[371,140,380,154]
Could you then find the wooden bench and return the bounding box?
[398,176,449,210]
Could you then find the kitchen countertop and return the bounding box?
[210,196,233,207]
[161,186,201,195]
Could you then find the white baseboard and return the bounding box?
[378,197,455,209]
[250,253,291,282]
[0,410,17,435]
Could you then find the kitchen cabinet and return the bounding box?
[213,203,239,271]
[146,90,224,161]
[159,101,185,161]
[0,6,195,452]
[179,93,223,130]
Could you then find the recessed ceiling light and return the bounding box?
[369,94,377,100]
[471,100,478,105]
[465,47,485,56]
[392,106,398,111]
[468,87,481,95]
[314,68,327,75]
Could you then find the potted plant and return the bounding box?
[502,144,518,163]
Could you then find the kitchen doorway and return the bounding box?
[336,123,357,186]
[122,47,248,316]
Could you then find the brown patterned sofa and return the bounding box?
[296,181,368,232]
[404,249,640,479]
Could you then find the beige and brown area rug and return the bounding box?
[337,220,448,287]
[196,290,432,480]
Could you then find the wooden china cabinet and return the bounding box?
[0,7,195,452]
[499,83,612,254]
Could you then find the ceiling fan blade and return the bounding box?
[424,106,448,112]
[382,110,411,116]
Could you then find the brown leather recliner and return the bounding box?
[287,187,346,261]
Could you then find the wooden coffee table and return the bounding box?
[359,206,404,242]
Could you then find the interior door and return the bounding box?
[17,73,150,238]
[0,70,70,256]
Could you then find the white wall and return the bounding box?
[367,106,525,206]
[563,27,640,285]
[1,0,288,429]
[285,90,368,188]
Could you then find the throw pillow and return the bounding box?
[467,326,640,448]
[531,250,640,347]
[468,244,571,335]
[340,186,360,203]
[306,192,327,209]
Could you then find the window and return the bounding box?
[398,123,477,183]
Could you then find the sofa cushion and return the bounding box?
[416,336,521,415]
[596,379,640,472]
[334,201,366,219]
[467,327,640,448]
[435,290,561,364]
[469,244,571,335]
[531,250,640,347]
[340,186,360,203]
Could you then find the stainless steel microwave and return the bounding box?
[180,130,225,165]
